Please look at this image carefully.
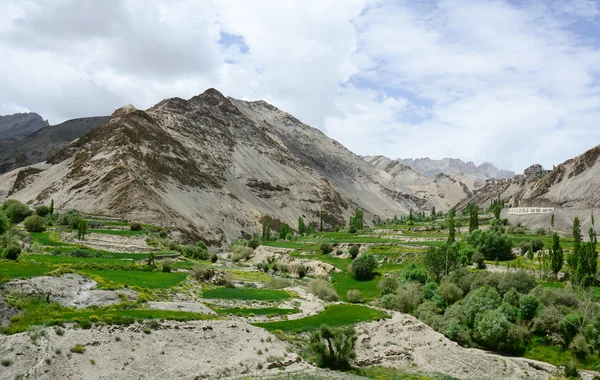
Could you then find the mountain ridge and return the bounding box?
[0,112,49,139]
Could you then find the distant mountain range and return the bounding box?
[0,116,109,173]
[0,112,48,139]
[397,157,515,189]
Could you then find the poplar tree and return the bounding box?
[298,216,305,236]
[549,232,563,279]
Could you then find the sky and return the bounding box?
[1,0,600,173]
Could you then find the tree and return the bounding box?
[309,325,356,369]
[463,286,501,326]
[493,202,501,220]
[261,218,271,241]
[0,209,8,235]
[425,243,461,282]
[35,205,50,217]
[447,208,456,244]
[571,217,585,284]
[352,252,377,280]
[319,242,333,254]
[466,229,513,261]
[549,232,563,279]
[431,207,436,220]
[298,216,305,236]
[584,226,597,285]
[279,223,291,239]
[320,210,324,232]
[348,245,359,259]
[469,207,479,233]
[408,209,414,224]
[49,199,54,215]
[147,251,156,268]
[473,309,510,349]
[4,243,21,260]
[77,220,88,241]
[519,294,540,321]
[550,213,555,231]
[23,215,46,232]
[3,200,31,225]
[352,208,363,230]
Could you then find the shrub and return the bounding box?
[182,245,209,260]
[35,205,50,217]
[438,281,463,304]
[415,301,444,331]
[499,302,519,323]
[498,271,536,295]
[533,305,563,336]
[68,216,82,229]
[130,222,142,231]
[0,210,7,235]
[463,286,501,326]
[473,309,510,350]
[381,282,423,313]
[352,253,377,280]
[1,358,12,367]
[349,225,357,234]
[530,238,544,252]
[531,286,579,308]
[346,289,362,303]
[160,259,174,273]
[402,264,429,284]
[471,251,485,269]
[519,294,540,321]
[23,215,46,232]
[466,229,514,261]
[247,239,260,249]
[296,264,307,279]
[231,246,254,262]
[3,199,31,224]
[319,242,333,254]
[309,325,356,369]
[70,344,86,354]
[502,288,520,307]
[569,334,591,358]
[348,245,359,259]
[308,279,339,301]
[190,266,214,281]
[444,303,467,325]
[444,319,469,346]
[266,278,293,289]
[210,253,218,263]
[564,359,578,378]
[377,275,399,296]
[4,243,21,260]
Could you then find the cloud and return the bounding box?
[0,0,599,172]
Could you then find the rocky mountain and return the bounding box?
[0,89,428,243]
[398,157,515,189]
[0,116,109,173]
[456,144,600,233]
[364,155,471,212]
[0,112,49,139]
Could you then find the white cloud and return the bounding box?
[0,0,599,172]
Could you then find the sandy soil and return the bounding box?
[251,246,339,277]
[147,302,217,315]
[1,274,138,307]
[62,232,153,253]
[355,312,562,380]
[0,320,310,380]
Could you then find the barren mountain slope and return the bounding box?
[364,155,471,212]
[0,89,427,243]
[0,116,108,173]
[0,112,48,139]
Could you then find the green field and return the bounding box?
[202,287,291,301]
[216,307,299,316]
[29,232,72,247]
[89,229,146,236]
[0,261,53,282]
[254,304,387,332]
[22,254,138,265]
[82,269,186,289]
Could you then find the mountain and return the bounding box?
[0,112,49,139]
[364,155,471,212]
[0,89,428,243]
[456,145,600,233]
[398,157,515,189]
[0,116,109,174]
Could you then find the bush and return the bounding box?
[463,286,501,326]
[70,344,86,354]
[444,319,469,346]
[533,305,563,336]
[402,263,428,284]
[349,225,357,234]
[23,215,46,232]
[472,251,485,269]
[530,238,544,252]
[466,229,514,261]
[319,242,333,254]
[308,279,339,301]
[503,288,520,307]
[0,210,7,235]
[4,243,21,260]
[190,266,215,281]
[247,238,260,249]
[564,359,578,378]
[348,245,359,259]
[309,325,356,369]
[3,199,31,224]
[531,286,579,309]
[210,253,218,263]
[380,282,423,313]
[377,275,399,295]
[438,281,463,304]
[499,302,519,323]
[346,289,362,303]
[182,245,209,260]
[35,205,50,217]
[351,253,377,280]
[231,246,254,262]
[473,309,510,350]
[296,264,307,279]
[415,301,444,331]
[519,294,540,321]
[160,259,174,273]
[130,222,142,231]
[569,334,591,358]
[444,303,467,325]
[498,271,536,295]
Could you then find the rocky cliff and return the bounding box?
[0,112,49,139]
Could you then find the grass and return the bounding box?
[0,261,53,283]
[89,229,146,236]
[22,254,138,265]
[253,304,387,332]
[215,307,299,316]
[29,232,72,247]
[2,296,215,334]
[261,241,317,250]
[224,269,272,282]
[202,287,291,301]
[331,270,383,301]
[524,336,600,371]
[81,269,186,289]
[350,367,458,380]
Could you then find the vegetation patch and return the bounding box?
[89,229,146,236]
[215,307,299,316]
[203,287,291,301]
[254,304,387,332]
[81,269,186,289]
[0,261,52,283]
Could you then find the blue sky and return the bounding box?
[1,0,599,172]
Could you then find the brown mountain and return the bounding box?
[0,89,429,243]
